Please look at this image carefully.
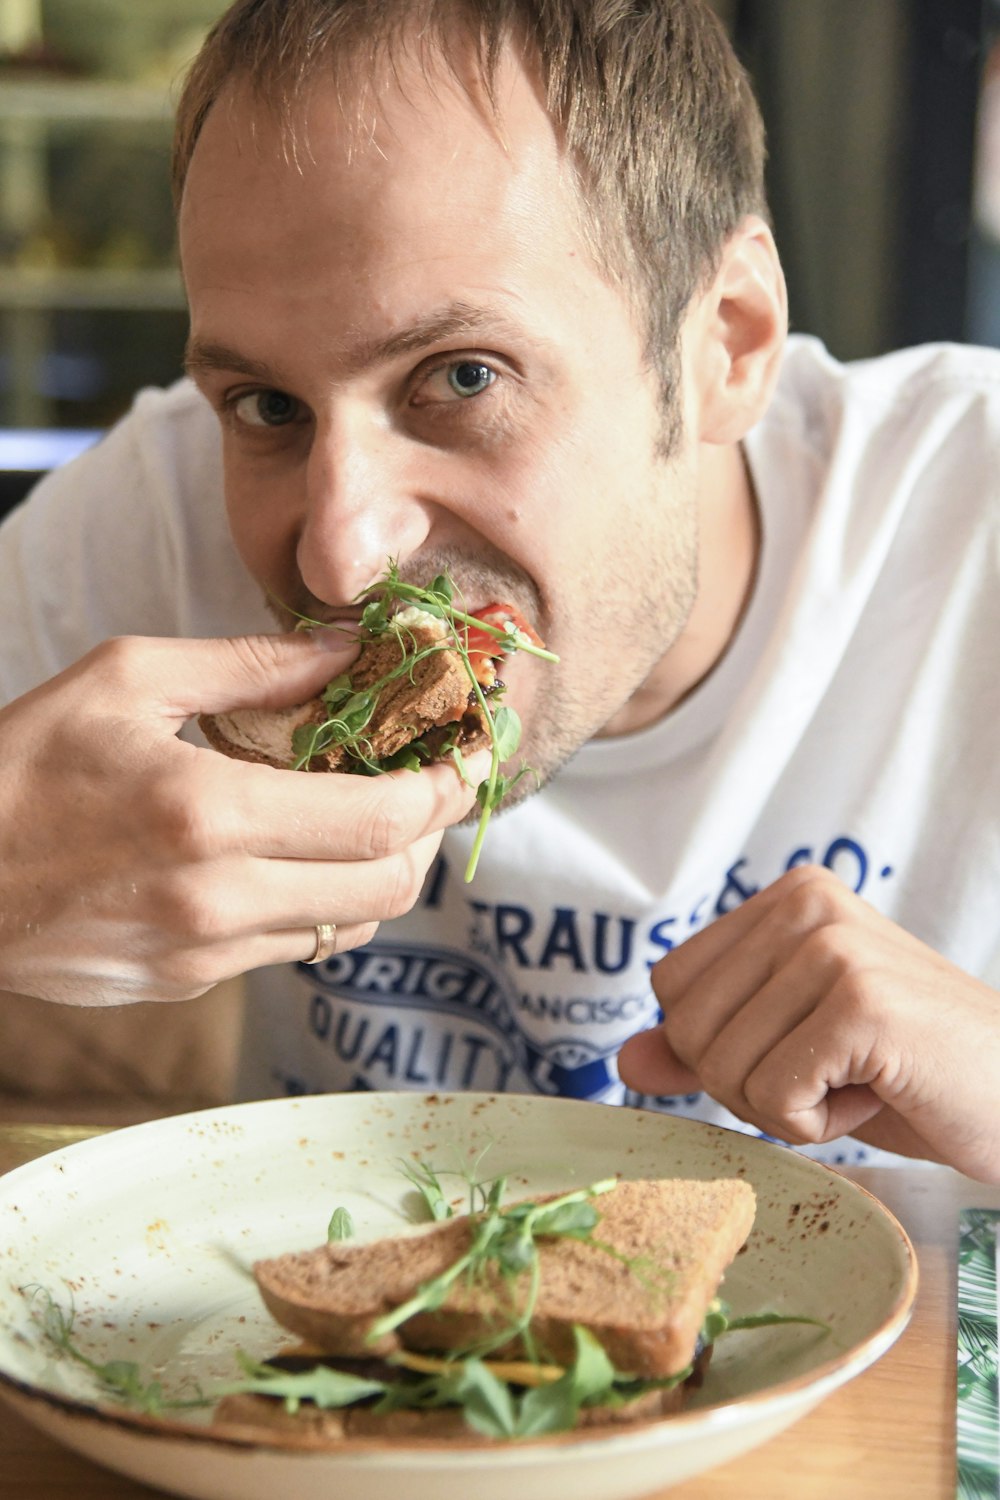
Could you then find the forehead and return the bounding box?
[176,39,648,388]
[179,44,577,268]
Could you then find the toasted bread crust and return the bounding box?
[253,1178,756,1380]
[198,698,330,770]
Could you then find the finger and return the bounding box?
[178,631,362,717]
[616,1027,701,1095]
[758,1075,883,1146]
[653,891,829,1068]
[170,746,492,861]
[137,824,444,996]
[155,829,448,939]
[621,959,873,1139]
[81,631,361,727]
[138,920,383,1000]
[652,865,903,1076]
[650,879,792,1001]
[653,865,875,1003]
[675,930,857,1115]
[271,920,381,966]
[740,1009,885,1144]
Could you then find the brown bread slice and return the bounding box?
[253,1177,756,1380]
[199,621,490,772]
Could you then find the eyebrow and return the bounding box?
[184,303,528,385]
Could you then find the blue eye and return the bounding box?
[446,362,495,398]
[233,390,301,427]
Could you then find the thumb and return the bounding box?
[617,1025,701,1097]
[138,630,360,724]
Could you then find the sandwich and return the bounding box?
[198,569,554,879]
[199,573,548,778]
[212,1175,757,1443]
[200,603,488,775]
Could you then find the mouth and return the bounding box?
[277,555,546,657]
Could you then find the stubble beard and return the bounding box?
[498,519,699,817]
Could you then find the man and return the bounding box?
[1,0,999,1178]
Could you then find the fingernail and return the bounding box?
[463,749,494,781]
[305,623,360,652]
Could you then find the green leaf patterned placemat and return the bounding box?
[958,1209,1000,1499]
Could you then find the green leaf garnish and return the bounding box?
[698,1297,830,1342]
[21,1287,206,1414]
[399,1160,457,1222]
[490,705,522,762]
[719,1308,831,1334]
[447,1359,518,1437]
[218,1352,385,1412]
[327,1206,355,1241]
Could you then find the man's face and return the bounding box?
[179,43,701,785]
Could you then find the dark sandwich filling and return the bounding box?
[213,1322,718,1441]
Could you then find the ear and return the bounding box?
[687,216,788,446]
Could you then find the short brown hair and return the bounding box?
[173,0,766,408]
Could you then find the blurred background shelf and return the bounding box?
[0,267,184,310]
[0,0,216,432]
[2,0,1000,478]
[0,79,176,123]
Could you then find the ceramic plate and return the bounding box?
[0,1092,916,1500]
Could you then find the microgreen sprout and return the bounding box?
[398,1159,459,1222]
[366,1177,617,1351]
[22,1286,205,1415]
[398,1144,499,1223]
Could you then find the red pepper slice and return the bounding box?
[465,602,544,658]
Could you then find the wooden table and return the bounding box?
[0,1121,995,1499]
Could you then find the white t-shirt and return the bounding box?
[2,335,999,1167]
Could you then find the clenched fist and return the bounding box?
[618,865,1000,1182]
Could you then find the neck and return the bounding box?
[599,441,760,737]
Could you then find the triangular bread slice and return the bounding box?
[253,1177,756,1379]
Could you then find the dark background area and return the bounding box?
[730,0,996,356]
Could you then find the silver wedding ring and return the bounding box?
[306,922,338,964]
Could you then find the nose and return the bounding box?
[297,407,433,603]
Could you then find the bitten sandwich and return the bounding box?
[212,1176,757,1443]
[199,568,554,879]
[199,587,546,777]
